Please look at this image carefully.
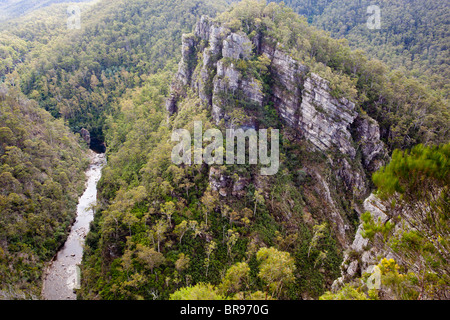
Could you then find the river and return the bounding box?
[41,151,106,300]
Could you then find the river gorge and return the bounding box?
[41,151,106,300]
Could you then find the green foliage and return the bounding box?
[272,0,450,99]
[0,86,88,298]
[320,284,369,300]
[2,0,227,140]
[256,247,296,299]
[170,283,224,300]
[357,143,450,299]
[217,0,449,151]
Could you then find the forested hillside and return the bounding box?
[76,1,448,300]
[0,0,231,299]
[323,143,449,300]
[0,85,88,299]
[0,0,94,22]
[3,0,448,148]
[0,0,448,301]
[271,0,450,99]
[13,0,228,143]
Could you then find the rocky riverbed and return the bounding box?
[41,151,106,300]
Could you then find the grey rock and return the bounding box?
[80,128,90,145]
[299,73,357,157]
[352,115,388,172]
[222,32,253,60]
[232,177,250,197]
[352,194,388,253]
[194,15,213,41]
[219,188,228,197]
[336,158,367,197]
[209,167,229,192]
[261,42,308,128]
[335,193,390,285]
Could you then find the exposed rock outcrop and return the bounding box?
[232,176,250,197]
[209,166,230,197]
[335,157,367,198]
[168,16,264,125]
[332,193,392,290]
[209,166,252,198]
[222,32,253,60]
[300,73,357,157]
[261,43,308,128]
[211,60,263,123]
[167,16,385,165]
[80,128,91,146]
[305,167,351,248]
[351,114,388,172]
[167,15,389,249]
[166,34,198,115]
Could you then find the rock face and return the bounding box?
[167,16,386,164]
[332,193,392,289]
[335,158,367,198]
[223,32,253,60]
[351,115,388,172]
[166,34,197,115]
[167,15,389,249]
[209,166,229,195]
[305,167,351,247]
[212,60,263,123]
[300,74,357,157]
[261,43,308,128]
[167,16,264,125]
[80,128,90,146]
[209,166,250,198]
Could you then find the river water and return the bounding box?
[41,151,106,300]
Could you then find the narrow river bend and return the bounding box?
[41,151,106,300]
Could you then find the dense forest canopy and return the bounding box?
[0,0,232,299]
[1,0,448,147]
[3,0,229,142]
[0,0,95,22]
[270,0,450,99]
[215,0,449,151]
[0,0,448,300]
[0,85,88,298]
[77,0,448,300]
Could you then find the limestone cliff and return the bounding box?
[331,193,423,294]
[166,15,389,249]
[332,193,391,289]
